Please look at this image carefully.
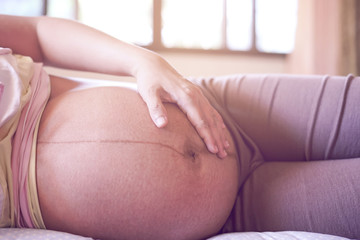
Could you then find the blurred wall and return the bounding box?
[159,52,286,77]
[286,0,358,75]
[46,50,287,80]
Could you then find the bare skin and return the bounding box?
[0,14,229,158]
[1,13,237,239]
[36,76,239,240]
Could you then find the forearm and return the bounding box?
[0,14,229,158]
[0,15,43,61]
[0,14,156,77]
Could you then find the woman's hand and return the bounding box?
[135,53,229,158]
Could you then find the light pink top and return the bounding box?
[10,55,50,228]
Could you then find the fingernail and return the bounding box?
[209,145,218,153]
[224,140,230,148]
[155,117,166,127]
[220,150,227,158]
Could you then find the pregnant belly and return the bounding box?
[36,84,239,240]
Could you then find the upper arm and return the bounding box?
[0,14,44,62]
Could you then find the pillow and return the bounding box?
[208,231,351,240]
[0,228,93,240]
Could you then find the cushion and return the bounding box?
[208,231,351,240]
[0,228,93,240]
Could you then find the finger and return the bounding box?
[204,112,228,158]
[175,85,229,157]
[140,87,169,128]
[149,101,168,128]
[209,118,226,158]
[195,118,219,154]
[195,113,228,159]
[216,121,228,159]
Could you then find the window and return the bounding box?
[161,0,224,50]
[1,0,298,54]
[77,0,153,46]
[0,0,45,16]
[255,0,298,53]
[159,0,298,53]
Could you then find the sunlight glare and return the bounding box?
[256,0,298,53]
[162,0,223,50]
[77,0,153,45]
[0,0,43,16]
[226,0,253,51]
[47,0,77,19]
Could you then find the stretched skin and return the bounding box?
[36,77,239,240]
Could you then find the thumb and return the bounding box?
[142,90,169,128]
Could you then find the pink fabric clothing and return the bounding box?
[0,47,28,228]
[0,81,4,226]
[11,62,50,227]
[0,83,4,102]
[0,48,23,129]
